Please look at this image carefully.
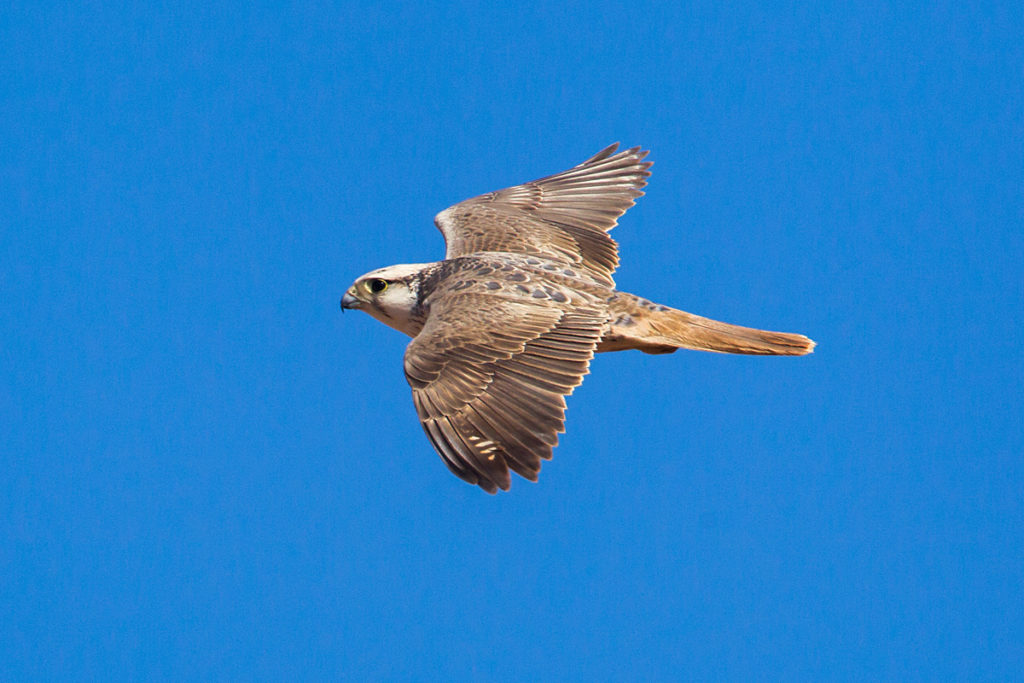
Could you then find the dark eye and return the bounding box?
[368,278,388,293]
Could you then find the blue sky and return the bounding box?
[2,1,1021,679]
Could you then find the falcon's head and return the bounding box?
[341,263,434,337]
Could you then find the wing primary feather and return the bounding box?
[437,415,507,492]
[483,392,563,447]
[472,398,554,453]
[422,418,478,485]
[460,410,541,481]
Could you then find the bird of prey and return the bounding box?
[341,144,815,493]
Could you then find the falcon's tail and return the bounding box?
[599,294,815,356]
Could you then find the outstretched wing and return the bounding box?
[403,292,606,493]
[434,144,652,287]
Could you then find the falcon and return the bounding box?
[341,144,815,493]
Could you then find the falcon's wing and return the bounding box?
[403,292,606,493]
[434,144,652,287]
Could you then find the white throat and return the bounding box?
[365,296,423,337]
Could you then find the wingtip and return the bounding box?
[618,146,654,172]
[586,143,621,164]
[582,143,653,167]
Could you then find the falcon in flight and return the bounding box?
[341,144,815,493]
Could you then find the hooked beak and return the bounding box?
[340,291,362,311]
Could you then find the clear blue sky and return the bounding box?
[2,1,1021,680]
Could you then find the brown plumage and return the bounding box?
[341,144,815,493]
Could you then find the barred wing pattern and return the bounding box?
[434,144,652,287]
[403,293,606,492]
